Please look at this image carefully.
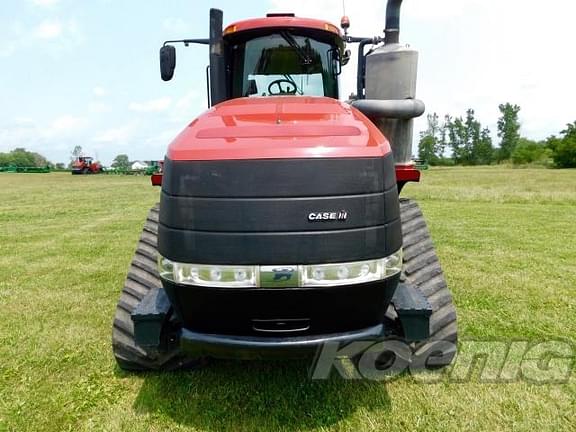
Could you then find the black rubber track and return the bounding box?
[112,205,202,371]
[400,198,458,368]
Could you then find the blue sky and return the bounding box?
[1,0,575,164]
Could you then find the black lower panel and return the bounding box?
[163,275,400,337]
[158,217,401,265]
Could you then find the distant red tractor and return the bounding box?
[71,156,103,175]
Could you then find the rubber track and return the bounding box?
[112,205,183,371]
[400,199,458,367]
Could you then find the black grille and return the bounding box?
[158,154,401,265]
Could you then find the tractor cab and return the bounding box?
[223,15,343,99]
[159,13,344,105]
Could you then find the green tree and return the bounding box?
[446,115,466,164]
[473,127,494,165]
[112,154,130,171]
[446,109,493,165]
[497,103,521,161]
[418,113,445,164]
[446,109,478,165]
[418,135,436,164]
[511,138,549,165]
[9,148,36,167]
[548,122,576,168]
[0,153,11,167]
[0,148,51,167]
[31,151,50,167]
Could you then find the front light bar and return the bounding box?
[158,249,402,288]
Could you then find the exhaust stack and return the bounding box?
[384,0,402,44]
[352,0,424,165]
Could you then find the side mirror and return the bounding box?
[160,45,176,81]
[342,49,351,66]
[328,48,342,76]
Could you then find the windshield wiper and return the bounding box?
[279,31,312,66]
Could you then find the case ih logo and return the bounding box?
[272,268,295,282]
[308,211,348,222]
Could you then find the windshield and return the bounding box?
[229,33,339,99]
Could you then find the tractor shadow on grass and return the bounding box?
[132,359,391,431]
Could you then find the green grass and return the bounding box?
[0,167,575,431]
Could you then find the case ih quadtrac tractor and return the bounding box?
[71,156,103,174]
[112,0,458,371]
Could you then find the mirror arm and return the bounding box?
[163,38,210,47]
[342,36,384,99]
[344,36,383,44]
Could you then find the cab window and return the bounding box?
[229,32,339,99]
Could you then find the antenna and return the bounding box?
[340,0,350,36]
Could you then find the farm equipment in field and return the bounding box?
[71,156,102,174]
[112,0,458,371]
[0,165,51,173]
[145,161,162,176]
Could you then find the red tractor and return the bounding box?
[71,156,102,174]
[112,0,457,372]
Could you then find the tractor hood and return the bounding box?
[167,96,391,161]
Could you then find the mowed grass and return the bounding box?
[0,167,575,431]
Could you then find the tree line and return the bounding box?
[418,103,576,168]
[3,109,576,170]
[0,148,67,169]
[0,145,135,171]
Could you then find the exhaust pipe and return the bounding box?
[385,0,402,44]
[351,0,424,166]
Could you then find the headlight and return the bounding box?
[158,258,258,288]
[300,250,402,287]
[158,249,402,288]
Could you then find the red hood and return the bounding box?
[167,96,390,161]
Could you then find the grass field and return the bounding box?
[1,167,575,431]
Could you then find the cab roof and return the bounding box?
[224,15,341,38]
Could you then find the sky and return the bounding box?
[1,0,575,165]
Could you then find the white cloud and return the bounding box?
[93,86,107,97]
[31,0,60,6]
[88,102,110,113]
[144,128,182,149]
[93,123,137,143]
[162,17,191,34]
[174,90,201,110]
[50,115,85,132]
[0,41,16,57]
[13,117,35,125]
[129,97,172,112]
[0,115,87,154]
[34,20,63,39]
[168,90,205,123]
[1,22,24,57]
[2,18,81,56]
